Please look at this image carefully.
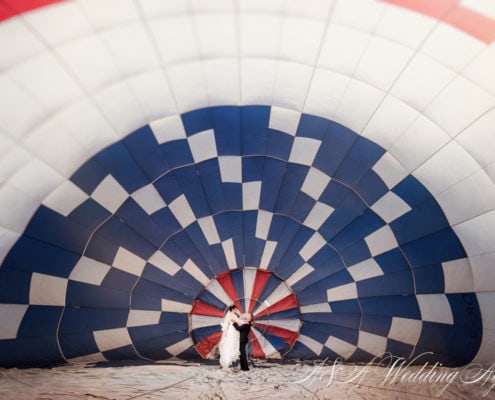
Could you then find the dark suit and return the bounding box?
[233,322,251,371]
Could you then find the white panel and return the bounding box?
[347,258,384,282]
[318,25,370,75]
[0,184,43,233]
[388,317,422,346]
[128,70,177,122]
[332,79,385,134]
[286,263,315,287]
[93,328,132,352]
[371,191,411,224]
[300,302,331,314]
[198,216,221,245]
[279,17,325,65]
[259,240,277,269]
[269,106,301,136]
[0,145,30,185]
[195,14,237,57]
[442,258,474,293]
[190,315,223,329]
[414,141,481,196]
[425,76,494,138]
[391,53,456,112]
[240,14,281,58]
[259,318,299,332]
[43,180,89,217]
[437,169,495,226]
[162,299,193,313]
[327,282,357,302]
[304,201,334,231]
[469,252,495,292]
[285,0,332,19]
[79,0,139,28]
[240,58,277,105]
[365,225,398,257]
[150,16,198,65]
[207,279,233,306]
[0,304,28,340]
[303,68,351,120]
[0,76,44,140]
[389,115,450,173]
[10,52,83,114]
[190,0,235,12]
[355,36,414,92]
[101,22,158,76]
[0,19,44,69]
[138,0,188,16]
[188,129,217,163]
[69,256,111,286]
[298,334,324,355]
[238,0,284,13]
[93,81,147,138]
[372,152,409,190]
[289,137,321,166]
[127,310,161,327]
[167,61,209,113]
[416,294,454,325]
[299,232,326,261]
[457,107,495,167]
[131,184,167,215]
[375,4,436,48]
[148,250,181,276]
[254,282,291,315]
[168,194,196,228]
[242,181,261,210]
[271,61,313,111]
[325,336,356,359]
[243,269,256,304]
[29,273,68,306]
[473,292,495,365]
[455,211,495,259]
[357,331,387,357]
[0,227,20,266]
[252,328,280,357]
[255,210,273,240]
[361,95,420,150]
[461,0,495,19]
[222,238,237,269]
[113,247,147,277]
[333,0,385,33]
[464,46,495,96]
[183,259,210,286]
[218,156,242,183]
[24,1,93,45]
[56,34,119,92]
[301,167,331,200]
[150,114,186,144]
[91,175,128,214]
[204,59,241,106]
[421,24,485,72]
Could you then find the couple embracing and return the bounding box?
[219,304,254,371]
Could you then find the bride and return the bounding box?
[218,304,246,369]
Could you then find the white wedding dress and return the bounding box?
[218,312,240,369]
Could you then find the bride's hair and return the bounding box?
[228,304,237,312]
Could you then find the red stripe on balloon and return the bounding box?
[195,331,222,358]
[216,270,243,312]
[190,300,225,317]
[0,0,65,21]
[254,293,298,318]
[249,331,266,359]
[248,269,271,313]
[254,323,299,346]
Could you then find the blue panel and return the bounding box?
[340,240,372,266]
[161,139,194,169]
[59,332,98,358]
[140,265,197,298]
[222,182,242,210]
[68,199,111,231]
[2,236,78,278]
[393,175,433,207]
[154,172,183,204]
[259,157,286,211]
[181,107,213,135]
[302,310,360,330]
[289,192,316,223]
[101,268,138,292]
[17,306,63,337]
[24,207,91,255]
[266,217,301,270]
[292,252,345,293]
[401,228,466,268]
[374,248,411,273]
[70,158,108,194]
[386,339,414,359]
[0,337,65,367]
[132,278,193,307]
[211,106,241,155]
[357,270,415,297]
[241,106,269,155]
[297,269,354,306]
[243,155,265,182]
[354,169,389,205]
[413,264,445,294]
[103,345,140,360]
[173,165,211,218]
[265,129,293,160]
[60,307,129,332]
[360,315,392,337]
[181,224,224,275]
[230,269,245,302]
[0,268,31,303]
[296,114,332,140]
[84,232,119,265]
[95,142,150,192]
[242,210,259,267]
[360,295,420,319]
[197,159,226,214]
[274,163,308,214]
[123,125,171,180]
[333,136,385,187]
[66,281,130,310]
[150,207,182,239]
[199,288,230,310]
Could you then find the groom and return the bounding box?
[233,313,253,371]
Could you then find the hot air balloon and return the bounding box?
[0,0,494,370]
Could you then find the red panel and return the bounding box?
[0,0,65,22]
[446,7,495,43]
[249,331,266,359]
[254,293,298,318]
[190,300,225,317]
[248,269,271,313]
[195,331,222,358]
[255,323,299,346]
[216,271,242,312]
